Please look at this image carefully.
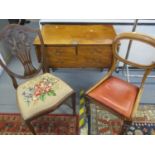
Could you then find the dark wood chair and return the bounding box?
[86,32,155,134]
[0,24,76,134]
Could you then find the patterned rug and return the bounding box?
[90,104,155,135]
[0,113,79,135]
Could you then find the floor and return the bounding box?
[0,20,155,114]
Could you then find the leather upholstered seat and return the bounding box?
[88,76,139,118]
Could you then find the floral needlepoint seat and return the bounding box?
[17,73,74,121]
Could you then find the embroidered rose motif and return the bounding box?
[22,76,59,106]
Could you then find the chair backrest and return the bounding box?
[0,24,45,89]
[112,32,155,70]
[111,32,155,85]
[111,32,155,117]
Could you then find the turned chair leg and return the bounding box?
[25,120,36,135]
[71,92,76,115]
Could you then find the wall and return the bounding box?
[0,19,11,76]
[0,19,11,64]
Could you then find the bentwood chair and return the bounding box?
[86,32,155,134]
[0,24,76,134]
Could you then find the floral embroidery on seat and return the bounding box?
[22,76,59,106]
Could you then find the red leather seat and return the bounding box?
[88,76,139,118]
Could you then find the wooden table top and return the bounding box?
[34,24,116,45]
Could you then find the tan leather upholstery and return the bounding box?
[88,76,139,118]
[17,73,74,120]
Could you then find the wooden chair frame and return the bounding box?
[0,24,48,88]
[86,32,155,134]
[0,24,76,134]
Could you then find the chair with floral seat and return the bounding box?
[0,24,76,134]
[86,32,155,134]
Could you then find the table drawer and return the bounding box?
[78,46,112,67]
